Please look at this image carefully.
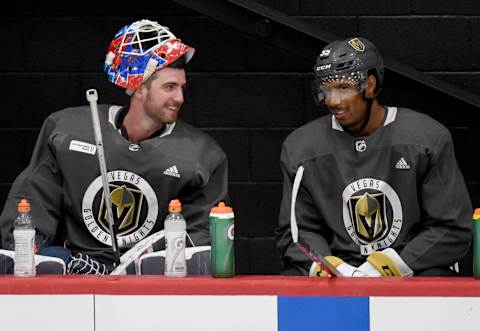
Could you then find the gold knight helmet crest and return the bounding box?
[348,38,365,52]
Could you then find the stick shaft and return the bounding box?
[86,89,121,266]
[290,165,342,277]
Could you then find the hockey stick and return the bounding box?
[110,230,165,275]
[86,89,121,266]
[290,165,342,277]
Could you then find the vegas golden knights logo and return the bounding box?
[348,38,365,52]
[348,192,388,244]
[98,185,144,236]
[342,178,403,255]
[83,170,158,247]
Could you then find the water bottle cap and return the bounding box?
[210,201,233,214]
[474,208,480,221]
[168,199,182,212]
[17,199,31,212]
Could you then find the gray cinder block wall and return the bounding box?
[1,0,478,274]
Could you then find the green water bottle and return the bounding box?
[473,208,480,279]
[210,202,235,277]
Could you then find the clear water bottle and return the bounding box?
[164,199,187,277]
[13,198,36,277]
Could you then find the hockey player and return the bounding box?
[0,19,228,272]
[276,37,472,277]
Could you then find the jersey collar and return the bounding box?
[108,105,176,140]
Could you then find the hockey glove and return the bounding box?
[309,256,368,277]
[357,248,413,277]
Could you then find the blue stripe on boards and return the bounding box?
[278,296,369,331]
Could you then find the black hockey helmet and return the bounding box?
[313,37,384,102]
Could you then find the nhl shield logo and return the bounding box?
[355,140,367,152]
[348,38,365,52]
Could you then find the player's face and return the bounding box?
[322,80,369,131]
[143,67,187,125]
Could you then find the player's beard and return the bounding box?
[145,98,182,126]
[160,102,181,124]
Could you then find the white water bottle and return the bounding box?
[164,199,187,277]
[13,199,36,277]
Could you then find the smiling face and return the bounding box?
[141,66,187,125]
[321,75,382,136]
[322,79,369,129]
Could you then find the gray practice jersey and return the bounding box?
[277,107,472,275]
[0,105,228,267]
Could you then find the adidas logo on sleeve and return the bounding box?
[395,157,410,170]
[163,165,181,178]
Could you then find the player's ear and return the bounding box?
[364,75,377,99]
[132,84,148,101]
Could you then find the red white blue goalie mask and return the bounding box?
[104,19,195,94]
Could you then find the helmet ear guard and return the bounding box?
[104,19,195,94]
[363,72,380,99]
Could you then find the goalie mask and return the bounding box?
[104,19,195,94]
[313,37,384,103]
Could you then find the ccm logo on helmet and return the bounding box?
[316,64,331,71]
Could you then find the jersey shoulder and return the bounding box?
[282,115,332,165]
[174,121,224,153]
[165,120,227,167]
[390,107,451,145]
[45,105,111,134]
